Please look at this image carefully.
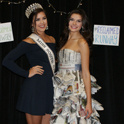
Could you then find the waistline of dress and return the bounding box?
[58,63,81,71]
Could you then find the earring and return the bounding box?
[46,25,48,30]
[81,26,85,32]
[32,26,34,32]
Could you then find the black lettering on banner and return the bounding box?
[37,39,46,48]
[46,49,54,63]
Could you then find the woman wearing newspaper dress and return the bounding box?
[51,9,103,124]
[2,3,56,124]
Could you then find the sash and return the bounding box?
[28,33,55,74]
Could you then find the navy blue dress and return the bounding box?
[2,41,56,115]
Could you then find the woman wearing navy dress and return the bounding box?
[2,3,55,124]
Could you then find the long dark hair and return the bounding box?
[28,8,47,32]
[57,9,93,52]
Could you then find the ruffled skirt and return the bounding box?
[50,70,104,124]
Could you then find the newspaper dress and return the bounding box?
[50,49,104,124]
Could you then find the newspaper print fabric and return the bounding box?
[50,49,104,124]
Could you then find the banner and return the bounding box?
[0,22,14,43]
[93,25,120,46]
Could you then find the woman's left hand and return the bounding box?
[85,103,92,119]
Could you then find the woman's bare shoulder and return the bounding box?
[48,35,56,43]
[23,37,36,44]
[78,38,89,53]
[78,38,88,47]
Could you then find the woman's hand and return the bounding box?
[85,103,92,119]
[28,65,44,78]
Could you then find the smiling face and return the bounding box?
[68,13,83,32]
[32,11,48,33]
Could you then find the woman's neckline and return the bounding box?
[60,48,80,53]
[23,41,55,45]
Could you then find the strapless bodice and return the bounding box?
[58,49,81,71]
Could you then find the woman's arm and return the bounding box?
[78,39,92,118]
[2,41,30,78]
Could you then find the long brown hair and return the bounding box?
[57,9,93,53]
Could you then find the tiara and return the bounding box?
[25,3,43,18]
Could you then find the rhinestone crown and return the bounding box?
[25,3,43,18]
